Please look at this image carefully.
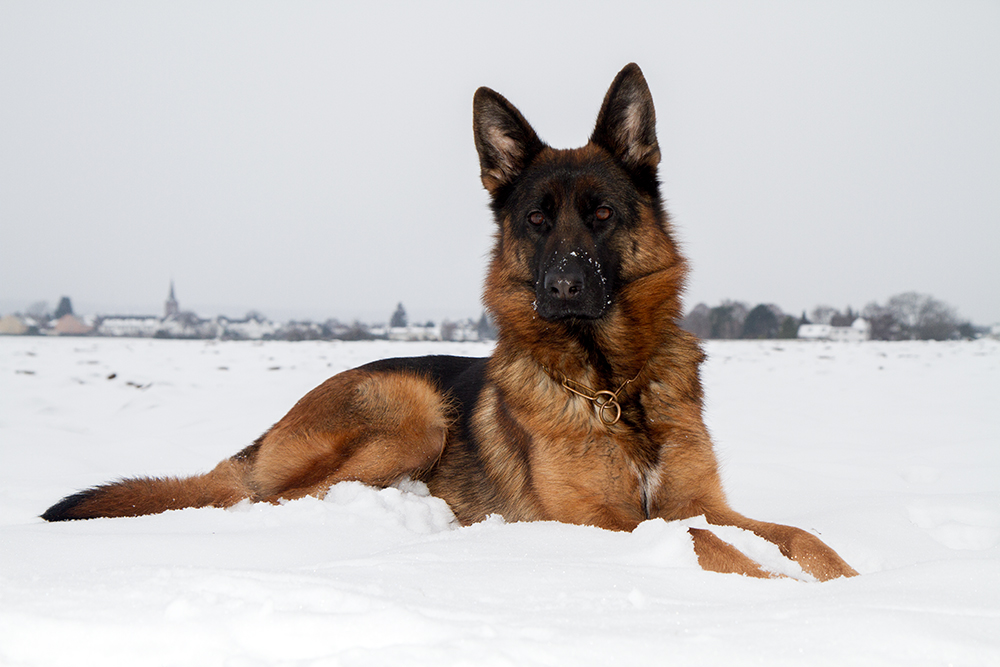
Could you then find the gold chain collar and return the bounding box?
[547,363,645,426]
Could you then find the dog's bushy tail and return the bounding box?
[41,459,253,521]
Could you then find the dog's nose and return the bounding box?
[544,271,584,300]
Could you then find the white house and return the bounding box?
[97,316,164,337]
[442,319,482,342]
[798,318,871,342]
[387,323,442,341]
[217,315,278,340]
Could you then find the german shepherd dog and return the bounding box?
[44,64,857,580]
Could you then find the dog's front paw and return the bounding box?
[788,530,858,581]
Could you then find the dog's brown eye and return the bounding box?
[595,206,612,221]
[528,211,545,226]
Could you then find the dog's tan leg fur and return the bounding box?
[248,369,451,502]
[41,369,451,521]
[688,528,777,579]
[701,509,858,581]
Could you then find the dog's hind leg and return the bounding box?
[247,368,452,503]
[42,368,451,521]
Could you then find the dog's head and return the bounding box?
[475,64,685,356]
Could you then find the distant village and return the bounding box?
[0,283,494,342]
[1,284,992,342]
[679,293,993,342]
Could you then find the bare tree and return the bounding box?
[862,302,900,340]
[26,301,50,319]
[681,303,711,339]
[830,306,857,327]
[915,298,959,340]
[885,292,923,334]
[884,292,959,340]
[709,301,749,339]
[810,305,839,325]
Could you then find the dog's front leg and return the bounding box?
[687,527,780,579]
[705,510,858,581]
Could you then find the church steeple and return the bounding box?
[165,280,179,318]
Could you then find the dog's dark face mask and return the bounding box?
[529,200,611,321]
[503,161,628,321]
[473,63,662,324]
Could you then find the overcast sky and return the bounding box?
[2,1,998,325]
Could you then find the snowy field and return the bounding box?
[1,336,998,666]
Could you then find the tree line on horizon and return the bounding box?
[682,291,981,341]
[8,292,983,343]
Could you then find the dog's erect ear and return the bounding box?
[590,63,660,176]
[473,87,545,195]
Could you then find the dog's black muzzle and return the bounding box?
[535,251,608,321]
